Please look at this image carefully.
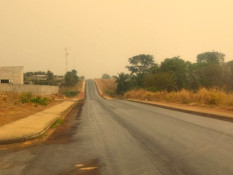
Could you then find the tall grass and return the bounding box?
[124,88,233,107]
[95,79,117,97]
[59,81,83,98]
[95,79,117,92]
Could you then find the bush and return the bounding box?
[104,90,117,97]
[102,73,111,79]
[62,90,79,98]
[64,70,78,87]
[30,96,49,106]
[20,93,50,106]
[20,93,32,103]
[50,118,63,128]
[144,72,177,92]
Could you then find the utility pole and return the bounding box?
[74,57,76,70]
[65,47,69,73]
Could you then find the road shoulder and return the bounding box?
[94,79,233,121]
[0,81,86,146]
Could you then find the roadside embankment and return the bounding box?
[59,80,85,99]
[95,80,233,121]
[0,80,86,145]
[0,80,86,127]
[94,79,116,99]
[124,88,233,111]
[0,93,60,127]
[0,100,76,144]
[127,99,233,121]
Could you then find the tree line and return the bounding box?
[114,51,233,95]
[24,69,80,87]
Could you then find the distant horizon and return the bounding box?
[2,49,232,78]
[1,0,233,78]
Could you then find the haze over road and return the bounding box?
[1,80,233,175]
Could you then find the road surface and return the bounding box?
[1,80,233,175]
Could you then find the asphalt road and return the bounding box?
[1,80,233,175]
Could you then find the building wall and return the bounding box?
[0,84,58,95]
[0,66,23,84]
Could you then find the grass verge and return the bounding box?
[61,90,79,98]
[59,81,83,98]
[50,118,64,128]
[20,93,50,106]
[124,88,233,110]
[95,79,117,98]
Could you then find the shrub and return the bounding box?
[19,93,50,106]
[104,90,116,98]
[30,96,49,106]
[50,118,63,128]
[62,90,79,98]
[20,93,32,103]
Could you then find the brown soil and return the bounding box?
[0,99,84,151]
[0,93,61,127]
[0,81,85,127]
[0,81,86,150]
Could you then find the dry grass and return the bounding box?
[95,79,117,97]
[124,88,233,110]
[59,80,84,98]
[0,93,59,127]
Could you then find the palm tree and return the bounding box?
[113,73,130,95]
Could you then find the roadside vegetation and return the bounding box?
[25,69,84,98]
[0,92,58,127]
[124,88,233,110]
[50,118,64,128]
[95,78,117,98]
[0,69,84,126]
[24,70,61,85]
[102,51,233,110]
[59,69,84,98]
[20,93,50,106]
[59,84,81,98]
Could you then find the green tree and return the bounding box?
[114,73,130,95]
[159,57,188,90]
[64,69,79,86]
[197,51,225,65]
[226,60,233,73]
[194,51,226,89]
[33,71,46,75]
[195,63,223,88]
[149,64,159,74]
[126,54,155,75]
[221,63,233,91]
[144,72,177,92]
[24,72,33,81]
[47,70,55,85]
[185,63,200,90]
[102,73,111,79]
[79,75,85,80]
[126,54,155,88]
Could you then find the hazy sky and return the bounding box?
[1,0,233,78]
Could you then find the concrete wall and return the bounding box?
[0,84,58,95]
[0,66,23,84]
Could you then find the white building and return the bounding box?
[0,66,24,84]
